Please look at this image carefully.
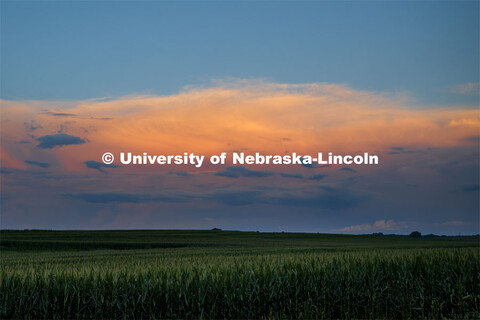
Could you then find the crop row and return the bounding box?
[1,249,479,319]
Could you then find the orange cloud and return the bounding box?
[1,81,478,173]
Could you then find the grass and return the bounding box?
[1,230,479,319]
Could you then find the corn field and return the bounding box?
[1,245,479,319]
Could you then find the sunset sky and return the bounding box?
[1,1,479,234]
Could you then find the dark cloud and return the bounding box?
[280,173,303,179]
[169,171,194,177]
[63,185,364,211]
[215,166,274,178]
[210,189,261,206]
[308,174,328,181]
[317,185,336,192]
[208,186,364,210]
[90,117,113,120]
[388,147,422,155]
[24,160,50,168]
[85,160,118,173]
[464,136,480,142]
[40,111,77,117]
[432,158,479,178]
[301,158,330,169]
[273,194,361,210]
[266,189,365,210]
[51,113,76,117]
[340,167,356,173]
[37,133,85,149]
[250,185,287,191]
[346,175,361,183]
[463,184,479,192]
[24,120,42,131]
[0,167,47,176]
[0,167,14,174]
[64,192,187,203]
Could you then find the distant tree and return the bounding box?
[211,228,222,231]
[372,232,384,236]
[409,231,422,238]
[424,233,438,238]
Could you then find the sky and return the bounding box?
[1,1,479,234]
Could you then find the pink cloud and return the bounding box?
[335,219,412,233]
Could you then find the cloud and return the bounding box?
[308,174,328,181]
[64,192,187,203]
[169,171,194,177]
[24,120,42,131]
[84,160,118,173]
[387,147,422,155]
[0,166,50,176]
[209,189,261,206]
[463,184,479,192]
[340,167,356,173]
[24,160,50,168]
[42,111,77,117]
[36,133,85,149]
[215,166,274,178]
[63,184,364,211]
[300,159,330,169]
[280,172,303,179]
[451,82,479,95]
[336,219,411,233]
[269,189,364,210]
[0,167,14,174]
[2,80,478,174]
[208,186,364,210]
[0,80,478,231]
[464,136,480,142]
[300,162,316,169]
[440,220,472,227]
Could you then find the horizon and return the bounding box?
[2,228,479,237]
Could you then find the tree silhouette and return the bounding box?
[409,231,422,238]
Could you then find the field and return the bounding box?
[1,230,479,319]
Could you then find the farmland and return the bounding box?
[1,230,479,319]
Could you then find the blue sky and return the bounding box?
[2,1,478,105]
